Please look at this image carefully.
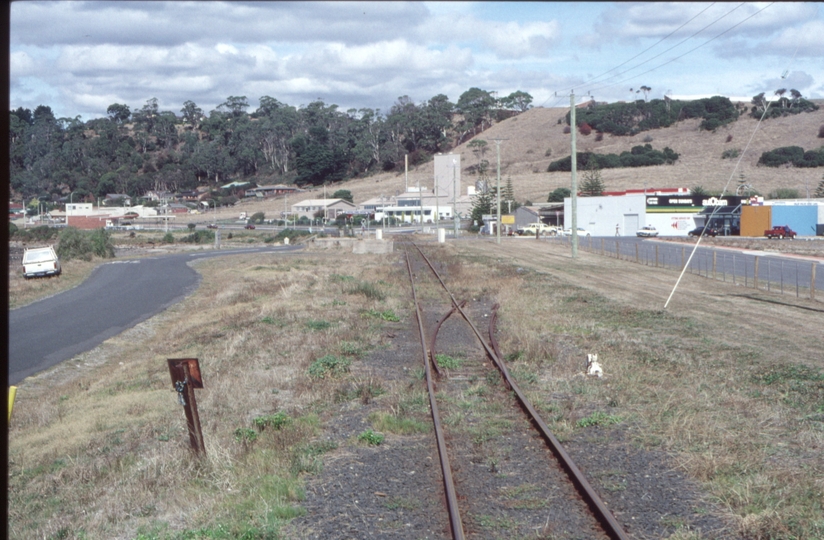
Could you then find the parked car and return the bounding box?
[560,228,592,237]
[688,226,717,237]
[22,245,61,279]
[244,223,256,230]
[764,225,796,239]
[517,223,556,236]
[636,226,659,237]
[206,223,218,229]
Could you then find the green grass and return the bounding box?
[369,411,429,435]
[435,354,463,369]
[576,411,622,428]
[357,429,385,445]
[307,355,350,379]
[363,308,400,322]
[305,319,332,331]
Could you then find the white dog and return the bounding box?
[586,354,603,378]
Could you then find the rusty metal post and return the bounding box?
[168,358,206,456]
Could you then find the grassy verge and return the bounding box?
[8,258,100,309]
[8,251,404,539]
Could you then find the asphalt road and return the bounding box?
[9,245,301,385]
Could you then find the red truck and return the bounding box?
[764,225,796,239]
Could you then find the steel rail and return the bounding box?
[429,300,467,378]
[404,252,465,540]
[413,243,629,540]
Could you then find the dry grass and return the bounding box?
[8,237,824,539]
[8,249,404,539]
[8,257,100,309]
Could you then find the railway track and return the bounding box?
[404,242,629,540]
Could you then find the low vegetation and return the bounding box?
[548,144,679,172]
[758,145,824,168]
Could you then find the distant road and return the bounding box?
[9,245,301,385]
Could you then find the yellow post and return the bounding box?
[9,386,18,422]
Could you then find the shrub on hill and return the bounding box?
[547,144,679,172]
[750,92,819,119]
[567,96,738,136]
[758,146,824,168]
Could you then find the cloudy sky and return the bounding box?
[10,1,824,121]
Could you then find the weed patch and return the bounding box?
[307,355,351,379]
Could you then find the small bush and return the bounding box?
[187,223,196,231]
[642,135,653,143]
[9,222,18,236]
[595,132,604,142]
[364,309,400,322]
[726,134,733,143]
[721,148,741,159]
[544,148,552,157]
[250,212,265,224]
[436,354,463,369]
[563,126,571,134]
[578,122,592,136]
[161,232,175,244]
[57,227,112,261]
[180,230,215,243]
[357,429,385,446]
[253,412,290,431]
[307,355,351,379]
[819,125,824,138]
[347,281,385,300]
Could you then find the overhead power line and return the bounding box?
[586,2,774,96]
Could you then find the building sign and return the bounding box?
[646,195,744,213]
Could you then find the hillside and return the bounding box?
[297,101,824,206]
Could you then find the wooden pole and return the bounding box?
[811,263,817,301]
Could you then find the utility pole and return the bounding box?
[452,159,459,238]
[570,92,578,258]
[418,159,424,232]
[492,138,508,244]
[405,154,408,194]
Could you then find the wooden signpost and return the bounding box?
[167,358,205,456]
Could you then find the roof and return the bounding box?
[294,199,355,207]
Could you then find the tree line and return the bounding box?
[9,89,533,205]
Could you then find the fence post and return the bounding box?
[601,238,605,256]
[712,252,717,280]
[681,247,686,271]
[616,240,620,260]
[754,256,759,290]
[811,263,817,301]
[635,243,639,264]
[655,245,659,268]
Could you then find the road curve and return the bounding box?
[9,245,301,385]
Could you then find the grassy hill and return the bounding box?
[208,100,824,220]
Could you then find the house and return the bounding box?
[104,193,132,206]
[292,199,356,220]
[245,184,303,198]
[168,203,191,214]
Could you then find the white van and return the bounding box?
[22,246,62,279]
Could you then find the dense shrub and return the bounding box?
[818,125,824,138]
[567,96,738,136]
[250,212,265,224]
[578,122,592,136]
[56,227,114,261]
[758,146,824,168]
[721,149,741,159]
[547,144,679,172]
[180,230,215,243]
[563,126,571,134]
[726,134,733,143]
[750,95,819,119]
[161,232,175,244]
[10,222,18,236]
[595,132,604,142]
[13,225,60,242]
